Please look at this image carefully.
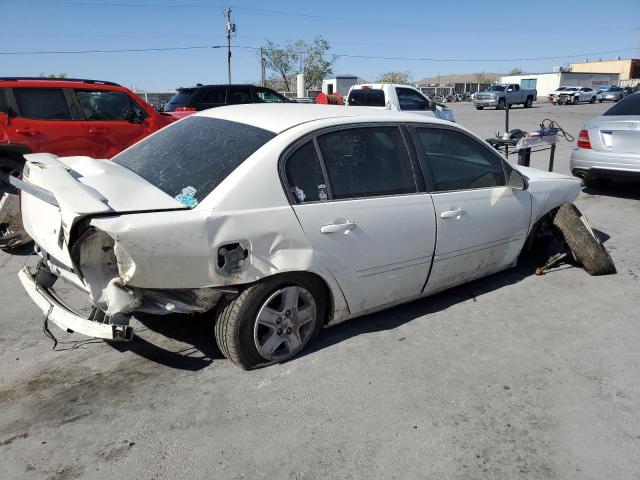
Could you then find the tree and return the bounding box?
[376,71,412,84]
[473,72,496,84]
[39,73,68,78]
[262,36,336,92]
[509,67,524,75]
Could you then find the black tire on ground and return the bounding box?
[497,98,506,110]
[598,98,603,103]
[572,96,579,105]
[475,106,484,110]
[552,203,616,276]
[214,273,328,369]
[525,96,533,108]
[590,96,596,104]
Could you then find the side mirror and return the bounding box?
[506,88,514,93]
[508,169,528,190]
[122,108,144,124]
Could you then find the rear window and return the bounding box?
[112,116,276,205]
[13,88,72,120]
[164,89,195,111]
[348,89,385,107]
[603,93,640,116]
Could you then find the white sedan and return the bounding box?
[13,104,603,369]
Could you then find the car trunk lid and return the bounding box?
[594,116,640,153]
[16,153,186,267]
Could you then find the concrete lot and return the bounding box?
[1,101,639,480]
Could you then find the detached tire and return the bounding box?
[553,203,616,276]
[214,274,327,369]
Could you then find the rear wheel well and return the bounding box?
[225,271,335,325]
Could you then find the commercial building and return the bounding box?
[569,58,640,81]
[499,71,620,98]
[321,75,361,96]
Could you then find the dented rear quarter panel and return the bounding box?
[91,127,351,319]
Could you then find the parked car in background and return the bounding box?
[597,85,628,102]
[473,84,537,110]
[571,93,640,187]
[163,84,290,118]
[12,104,610,369]
[555,86,597,105]
[0,77,174,249]
[346,84,455,122]
[547,86,570,102]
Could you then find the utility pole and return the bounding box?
[260,46,266,86]
[224,7,236,84]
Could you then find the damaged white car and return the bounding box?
[12,104,615,369]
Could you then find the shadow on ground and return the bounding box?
[120,259,555,370]
[582,180,640,201]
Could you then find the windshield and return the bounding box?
[603,93,640,116]
[556,87,567,91]
[486,85,506,92]
[163,89,195,111]
[113,116,276,206]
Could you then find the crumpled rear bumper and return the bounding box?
[19,266,133,341]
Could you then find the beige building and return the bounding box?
[569,59,640,81]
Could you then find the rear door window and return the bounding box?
[75,90,146,120]
[604,94,640,116]
[347,89,385,107]
[316,126,416,199]
[112,116,276,205]
[198,88,226,109]
[13,88,72,120]
[227,87,252,105]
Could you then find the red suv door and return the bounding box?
[9,87,90,156]
[72,89,155,159]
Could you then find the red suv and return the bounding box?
[0,77,175,249]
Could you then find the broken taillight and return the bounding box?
[577,129,591,149]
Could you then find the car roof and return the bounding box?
[194,103,450,133]
[0,77,129,91]
[179,84,261,90]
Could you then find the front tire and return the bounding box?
[475,106,484,110]
[553,203,616,276]
[589,96,596,104]
[573,96,579,105]
[497,98,506,110]
[214,274,327,369]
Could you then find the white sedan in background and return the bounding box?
[13,104,610,369]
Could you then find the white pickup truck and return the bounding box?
[346,84,455,122]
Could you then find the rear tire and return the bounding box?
[214,274,327,369]
[525,96,533,108]
[552,203,616,276]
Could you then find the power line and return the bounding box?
[0,45,635,63]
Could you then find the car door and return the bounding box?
[8,87,90,156]
[284,125,437,314]
[411,125,532,294]
[73,89,150,158]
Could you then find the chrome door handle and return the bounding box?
[320,221,356,234]
[440,208,465,219]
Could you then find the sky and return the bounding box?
[1,0,639,91]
